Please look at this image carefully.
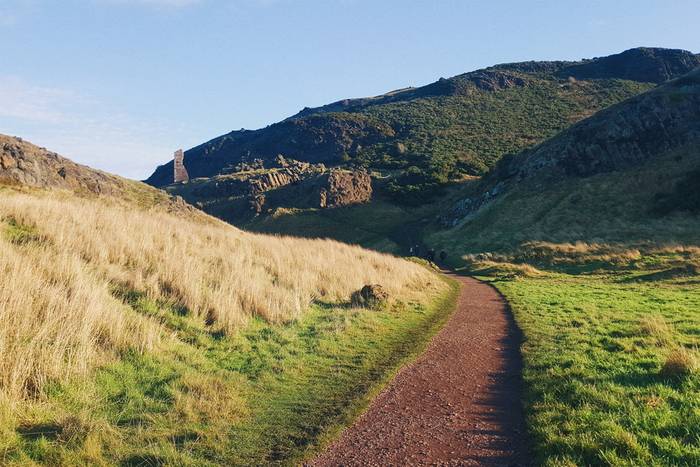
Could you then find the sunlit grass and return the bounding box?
[491,269,700,466]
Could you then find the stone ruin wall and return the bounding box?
[173,149,189,183]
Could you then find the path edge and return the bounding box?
[298,270,461,465]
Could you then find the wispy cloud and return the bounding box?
[0,75,177,180]
[0,76,84,123]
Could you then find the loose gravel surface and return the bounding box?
[309,273,530,466]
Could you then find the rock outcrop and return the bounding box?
[420,70,530,96]
[191,158,325,199]
[185,157,371,215]
[0,134,122,195]
[559,47,700,84]
[319,169,372,208]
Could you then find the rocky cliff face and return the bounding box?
[190,158,325,199]
[442,69,700,226]
[0,135,123,195]
[319,169,372,208]
[170,157,373,218]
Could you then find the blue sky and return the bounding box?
[1,0,698,179]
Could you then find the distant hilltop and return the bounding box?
[146,47,699,200]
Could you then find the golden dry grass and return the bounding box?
[462,258,542,278]
[0,189,437,402]
[0,235,159,402]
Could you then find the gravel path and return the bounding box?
[309,273,530,466]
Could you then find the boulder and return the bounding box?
[351,284,389,309]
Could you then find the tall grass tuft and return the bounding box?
[660,347,698,378]
[638,315,672,345]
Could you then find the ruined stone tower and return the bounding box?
[173,149,189,183]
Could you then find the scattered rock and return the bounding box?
[250,193,266,214]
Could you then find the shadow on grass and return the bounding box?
[120,453,166,467]
[619,265,700,283]
[16,423,62,441]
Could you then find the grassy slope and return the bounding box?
[0,186,457,466]
[242,187,468,254]
[356,79,651,176]
[428,146,700,255]
[428,145,700,465]
[6,279,457,466]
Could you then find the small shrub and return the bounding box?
[56,414,94,444]
[660,347,698,378]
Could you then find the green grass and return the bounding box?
[3,275,458,466]
[490,268,700,466]
[429,146,700,258]
[357,78,651,179]
[3,216,43,245]
[426,140,700,465]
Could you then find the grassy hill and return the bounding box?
[427,70,700,465]
[431,68,700,253]
[145,48,697,253]
[0,136,454,465]
[147,48,697,198]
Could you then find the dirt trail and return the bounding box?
[309,273,529,466]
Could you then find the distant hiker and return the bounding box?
[409,246,414,255]
[439,251,447,263]
[427,249,436,262]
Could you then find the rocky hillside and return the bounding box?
[166,155,373,222]
[146,48,698,200]
[432,68,700,257]
[0,134,197,215]
[1,134,126,195]
[442,68,700,227]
